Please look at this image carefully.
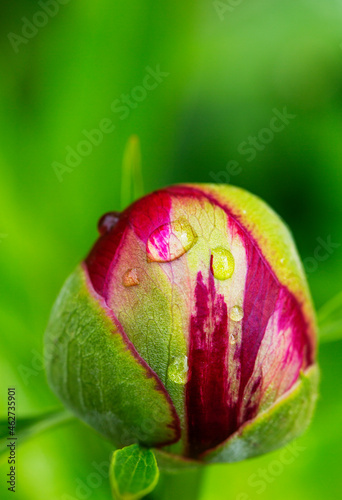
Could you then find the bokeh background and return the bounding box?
[1,0,342,499]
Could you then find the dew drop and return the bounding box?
[210,247,235,280]
[97,211,121,235]
[229,332,238,345]
[230,305,244,322]
[147,217,197,263]
[168,355,189,384]
[122,268,140,287]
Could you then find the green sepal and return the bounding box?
[44,266,180,448]
[110,444,159,500]
[203,364,319,463]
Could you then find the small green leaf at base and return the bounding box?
[110,444,160,500]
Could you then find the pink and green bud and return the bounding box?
[45,184,318,465]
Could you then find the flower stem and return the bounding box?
[145,467,204,500]
[0,408,74,457]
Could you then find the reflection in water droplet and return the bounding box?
[168,355,188,384]
[147,217,197,263]
[229,332,238,345]
[97,212,121,235]
[210,247,235,280]
[230,305,244,322]
[122,268,140,287]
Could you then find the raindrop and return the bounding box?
[122,268,140,287]
[229,332,238,345]
[168,355,189,384]
[211,247,235,280]
[147,217,197,263]
[230,305,244,322]
[97,211,121,235]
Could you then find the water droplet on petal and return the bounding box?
[98,212,121,235]
[147,217,197,263]
[229,332,238,345]
[122,268,140,287]
[168,355,189,384]
[230,305,244,322]
[211,247,235,280]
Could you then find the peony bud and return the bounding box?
[45,184,318,465]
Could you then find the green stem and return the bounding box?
[145,467,204,500]
[317,290,342,343]
[317,290,342,323]
[19,408,75,439]
[0,408,75,457]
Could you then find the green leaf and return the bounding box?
[121,135,144,210]
[110,444,159,500]
[0,409,73,457]
[318,291,342,343]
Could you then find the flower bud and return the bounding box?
[45,184,318,465]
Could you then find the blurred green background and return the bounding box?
[1,0,342,499]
